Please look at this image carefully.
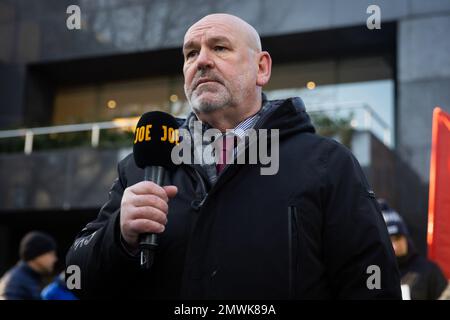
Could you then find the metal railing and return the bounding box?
[0,103,391,154]
[0,118,138,154]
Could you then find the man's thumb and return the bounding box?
[163,185,178,198]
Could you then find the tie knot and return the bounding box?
[215,134,238,174]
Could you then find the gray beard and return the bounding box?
[189,89,232,113]
[191,100,230,113]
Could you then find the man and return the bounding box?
[379,200,449,300]
[66,14,401,299]
[0,231,57,300]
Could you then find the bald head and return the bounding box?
[182,13,272,130]
[185,14,262,52]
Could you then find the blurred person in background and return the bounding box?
[379,199,449,300]
[0,231,57,300]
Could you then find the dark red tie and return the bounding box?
[216,135,236,174]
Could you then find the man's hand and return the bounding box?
[120,181,178,252]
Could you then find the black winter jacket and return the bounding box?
[66,97,401,299]
[398,239,448,299]
[0,262,44,300]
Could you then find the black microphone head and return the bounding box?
[133,111,180,170]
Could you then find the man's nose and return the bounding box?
[196,48,214,70]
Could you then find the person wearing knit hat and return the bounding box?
[378,199,449,300]
[378,199,410,258]
[0,231,58,300]
[20,231,57,264]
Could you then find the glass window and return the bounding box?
[265,56,394,147]
[53,75,189,125]
[52,55,394,146]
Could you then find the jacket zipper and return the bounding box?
[187,166,209,211]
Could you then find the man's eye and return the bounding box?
[186,51,198,59]
[214,46,227,52]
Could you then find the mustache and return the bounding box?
[192,71,224,90]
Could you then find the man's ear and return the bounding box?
[256,51,272,87]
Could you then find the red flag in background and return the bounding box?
[428,107,450,279]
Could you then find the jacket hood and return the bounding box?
[258,96,316,138]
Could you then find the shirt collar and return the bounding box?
[229,112,260,140]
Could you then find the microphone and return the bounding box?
[133,111,180,269]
